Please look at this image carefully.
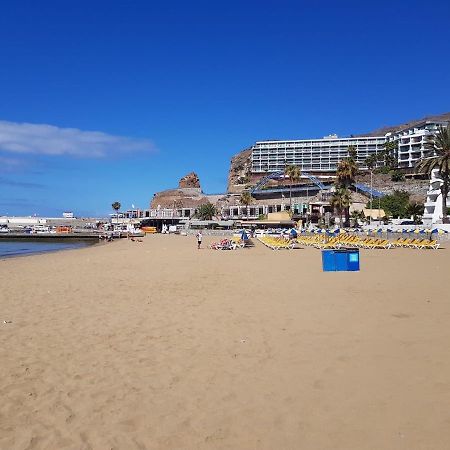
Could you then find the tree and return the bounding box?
[336,158,358,187]
[330,187,351,227]
[380,140,398,170]
[336,157,358,226]
[350,210,365,227]
[195,203,216,220]
[416,125,450,223]
[239,191,254,218]
[111,201,121,224]
[347,145,357,160]
[405,202,424,224]
[284,164,301,212]
[390,170,405,182]
[370,190,410,218]
[365,154,377,172]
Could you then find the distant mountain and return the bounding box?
[359,112,450,137]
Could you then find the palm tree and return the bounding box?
[336,158,358,187]
[347,145,357,161]
[405,202,424,224]
[416,125,450,224]
[381,140,399,169]
[285,164,301,212]
[111,201,121,224]
[350,210,365,227]
[330,187,351,228]
[239,191,254,219]
[195,203,216,220]
[336,158,357,226]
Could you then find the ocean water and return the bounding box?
[0,240,92,258]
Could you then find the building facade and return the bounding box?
[250,121,448,175]
[386,121,446,170]
[423,168,450,225]
[250,135,386,174]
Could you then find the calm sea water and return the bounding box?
[0,240,92,258]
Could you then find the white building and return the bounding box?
[387,121,446,170]
[250,121,448,175]
[423,168,450,226]
[250,135,386,173]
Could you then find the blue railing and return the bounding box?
[354,183,385,198]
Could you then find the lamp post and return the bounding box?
[369,169,373,225]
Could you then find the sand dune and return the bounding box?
[1,235,450,449]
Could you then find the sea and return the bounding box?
[0,240,93,259]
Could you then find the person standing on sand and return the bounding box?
[196,230,203,249]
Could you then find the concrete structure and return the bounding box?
[387,121,447,170]
[423,168,450,225]
[250,135,386,173]
[250,121,448,175]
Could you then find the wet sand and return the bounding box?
[1,235,450,450]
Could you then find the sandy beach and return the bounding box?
[1,235,450,450]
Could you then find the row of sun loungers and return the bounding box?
[294,234,440,250]
[257,236,296,250]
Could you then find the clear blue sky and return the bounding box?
[1,0,449,217]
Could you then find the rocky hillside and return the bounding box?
[356,173,429,203]
[150,172,209,209]
[358,112,450,137]
[227,147,252,193]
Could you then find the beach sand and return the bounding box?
[1,235,450,450]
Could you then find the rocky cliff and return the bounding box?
[150,172,209,209]
[178,172,201,189]
[227,148,252,194]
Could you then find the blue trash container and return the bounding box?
[322,248,360,272]
[321,249,335,271]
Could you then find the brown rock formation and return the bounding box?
[227,148,252,193]
[150,172,208,209]
[179,172,201,189]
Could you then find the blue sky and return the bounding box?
[1,0,449,217]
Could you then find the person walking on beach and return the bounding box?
[196,230,203,249]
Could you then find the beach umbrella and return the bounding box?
[414,229,420,234]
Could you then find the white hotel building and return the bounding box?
[250,121,447,175]
[386,121,445,170]
[250,135,386,173]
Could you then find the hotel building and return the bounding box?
[386,121,447,170]
[250,121,448,175]
[250,135,386,174]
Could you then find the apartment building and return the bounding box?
[250,135,386,174]
[250,121,448,175]
[386,121,447,170]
